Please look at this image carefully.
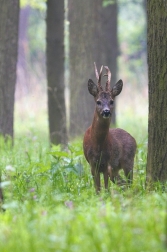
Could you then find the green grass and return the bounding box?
[0,91,166,251]
[0,131,166,252]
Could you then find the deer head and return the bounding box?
[88,63,123,119]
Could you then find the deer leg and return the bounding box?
[94,172,100,193]
[123,161,134,185]
[114,174,126,186]
[124,169,133,185]
[108,166,126,186]
[108,166,119,184]
[108,165,114,183]
[91,168,101,193]
[103,169,109,190]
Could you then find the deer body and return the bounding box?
[83,64,136,192]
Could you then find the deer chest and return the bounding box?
[87,147,110,172]
[86,144,121,172]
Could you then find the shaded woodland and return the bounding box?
[0,1,167,250]
[0,0,167,206]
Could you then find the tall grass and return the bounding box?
[0,89,166,251]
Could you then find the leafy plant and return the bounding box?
[0,131,166,251]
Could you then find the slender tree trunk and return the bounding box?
[46,0,67,145]
[0,0,19,139]
[146,0,167,184]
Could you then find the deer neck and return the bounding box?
[91,111,110,145]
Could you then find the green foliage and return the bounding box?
[118,0,147,88]
[21,0,46,10]
[0,130,166,251]
[0,2,162,247]
[103,0,117,7]
[103,0,147,88]
[118,0,146,55]
[20,0,147,92]
[48,143,88,194]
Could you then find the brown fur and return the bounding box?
[83,64,136,193]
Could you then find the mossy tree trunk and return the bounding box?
[146,0,167,184]
[0,0,19,139]
[46,0,67,145]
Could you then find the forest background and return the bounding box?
[15,0,147,143]
[0,0,166,251]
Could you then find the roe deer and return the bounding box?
[83,63,136,193]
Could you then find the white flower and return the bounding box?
[5,165,15,172]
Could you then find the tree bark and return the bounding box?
[69,0,118,138]
[46,0,67,145]
[0,0,19,139]
[101,1,118,124]
[146,0,167,183]
[68,0,99,137]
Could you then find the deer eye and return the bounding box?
[110,100,114,105]
[96,100,101,106]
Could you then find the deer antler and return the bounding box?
[104,66,111,91]
[94,62,99,80]
[94,62,103,91]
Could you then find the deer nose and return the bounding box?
[102,109,111,118]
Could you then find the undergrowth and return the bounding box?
[0,133,166,252]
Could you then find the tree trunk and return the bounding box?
[146,0,167,184]
[101,1,118,124]
[46,0,67,145]
[68,0,99,137]
[0,0,19,139]
[68,0,118,138]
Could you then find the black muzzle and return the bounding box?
[102,109,111,118]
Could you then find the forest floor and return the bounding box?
[0,88,166,251]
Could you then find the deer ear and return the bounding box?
[88,79,98,97]
[111,79,123,97]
